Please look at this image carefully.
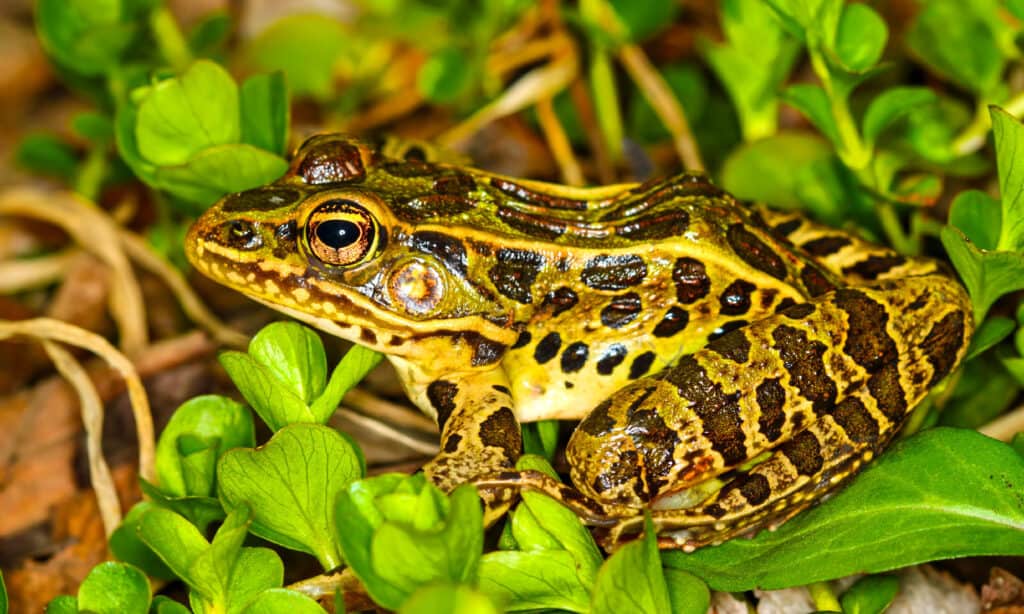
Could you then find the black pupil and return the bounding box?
[316,220,361,249]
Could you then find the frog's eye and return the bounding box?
[306,200,380,266]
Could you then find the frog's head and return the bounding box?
[186,134,518,361]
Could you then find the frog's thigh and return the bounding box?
[420,370,522,492]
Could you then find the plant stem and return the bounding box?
[75,146,108,203]
[875,201,916,255]
[150,6,192,72]
[952,91,1024,156]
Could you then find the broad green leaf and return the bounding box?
[36,0,142,75]
[187,507,254,611]
[949,189,1001,250]
[941,354,1020,428]
[243,14,351,99]
[477,550,591,612]
[152,143,288,207]
[664,568,710,614]
[221,548,284,614]
[941,226,1024,323]
[399,583,499,614]
[417,47,475,104]
[72,111,113,143]
[15,134,79,183]
[833,3,887,72]
[992,107,1024,251]
[664,428,1024,591]
[109,502,176,580]
[187,11,231,55]
[138,478,226,534]
[217,424,363,569]
[965,316,1015,360]
[135,60,240,166]
[309,344,384,423]
[906,0,1004,94]
[240,73,290,156]
[840,575,900,614]
[45,596,77,614]
[1009,0,1024,19]
[0,570,6,614]
[720,131,833,210]
[592,517,671,614]
[781,84,840,146]
[521,420,560,461]
[628,63,708,145]
[248,322,327,405]
[77,562,150,614]
[219,351,315,430]
[151,596,192,614]
[607,0,679,41]
[137,507,211,586]
[156,395,254,497]
[862,87,937,149]
[242,589,327,614]
[761,0,842,44]
[515,492,603,584]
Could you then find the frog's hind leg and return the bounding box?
[417,370,524,525]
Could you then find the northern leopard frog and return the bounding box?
[186,134,972,549]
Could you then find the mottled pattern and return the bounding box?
[581,254,648,290]
[427,380,459,430]
[488,248,545,304]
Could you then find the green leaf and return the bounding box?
[607,0,679,42]
[240,73,290,157]
[941,226,1024,323]
[906,0,1005,94]
[832,3,887,72]
[218,423,363,570]
[242,589,327,614]
[77,562,150,614]
[720,131,834,210]
[108,502,176,580]
[1009,0,1024,19]
[15,134,79,183]
[248,322,327,404]
[941,354,1020,428]
[417,47,474,104]
[151,596,192,614]
[242,14,351,99]
[965,316,1015,360]
[45,596,77,614]
[514,492,602,583]
[187,507,258,611]
[521,420,560,461]
[840,575,900,614]
[627,63,708,145]
[862,87,937,149]
[219,352,315,431]
[477,550,592,612]
[992,107,1024,252]
[36,0,143,75]
[0,571,7,614]
[309,344,384,423]
[72,111,113,143]
[949,189,1001,250]
[664,428,1024,591]
[137,506,211,587]
[156,395,254,498]
[399,583,499,614]
[138,479,226,533]
[135,60,240,167]
[664,568,710,614]
[188,11,231,55]
[592,516,671,614]
[221,548,284,614]
[152,143,288,207]
[781,84,840,146]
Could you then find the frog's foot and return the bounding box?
[472,470,622,527]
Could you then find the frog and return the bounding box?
[185,134,973,550]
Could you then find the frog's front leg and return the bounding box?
[401,364,523,523]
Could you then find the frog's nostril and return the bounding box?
[222,220,262,250]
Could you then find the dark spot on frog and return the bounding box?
[783,303,816,319]
[272,220,298,258]
[443,433,463,453]
[781,430,824,476]
[772,325,836,415]
[360,329,377,344]
[663,357,746,466]
[596,344,628,375]
[800,264,836,297]
[624,407,681,494]
[591,449,641,496]
[702,503,727,519]
[534,332,562,364]
[755,377,786,442]
[222,187,301,213]
[565,381,574,389]
[615,209,690,240]
[601,293,642,328]
[832,396,879,445]
[433,172,476,194]
[719,280,756,316]
[298,140,365,184]
[222,220,261,250]
[921,311,966,386]
[672,257,710,303]
[801,235,852,256]
[771,218,802,238]
[867,362,906,421]
[578,397,618,437]
[541,287,579,316]
[410,231,468,276]
[774,297,797,313]
[490,177,587,210]
[427,380,459,431]
[402,145,427,161]
[492,384,511,395]
[708,320,748,342]
[759,288,779,310]
[720,473,770,506]
[561,341,589,373]
[463,333,506,367]
[629,351,657,379]
[497,206,567,239]
[393,194,476,221]
[488,248,545,304]
[707,330,751,364]
[479,407,522,462]
[653,306,689,337]
[726,224,787,280]
[512,330,532,349]
[842,254,907,280]
[581,254,647,290]
[906,293,929,311]
[834,289,897,371]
